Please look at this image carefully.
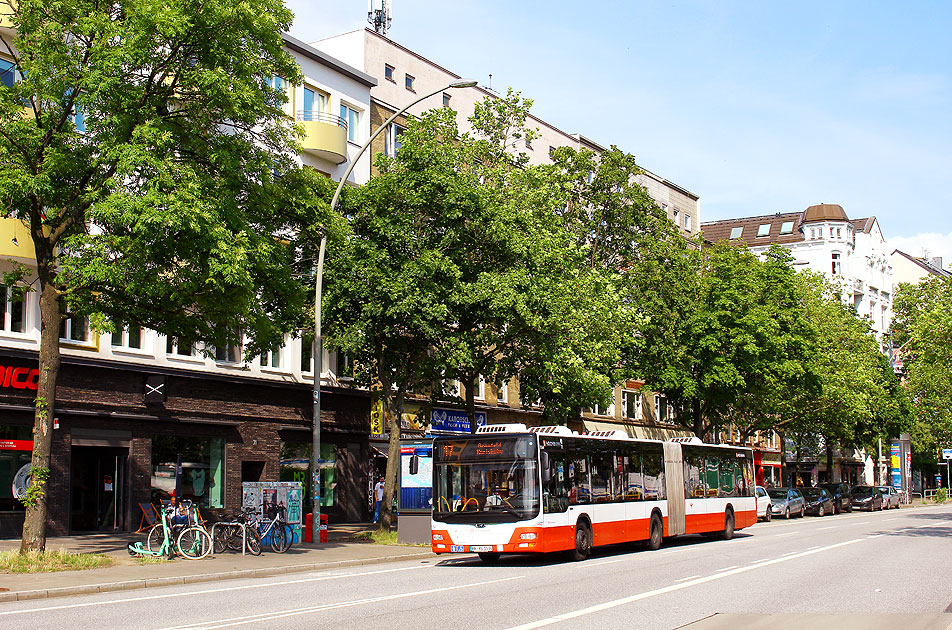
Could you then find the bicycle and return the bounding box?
[143,500,212,560]
[213,509,262,556]
[249,505,293,553]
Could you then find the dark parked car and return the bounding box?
[767,487,806,519]
[818,482,852,514]
[851,485,883,511]
[800,487,835,517]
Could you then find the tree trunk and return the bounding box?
[825,437,835,483]
[778,429,787,487]
[378,387,404,532]
[692,398,703,438]
[465,374,478,434]
[20,281,62,554]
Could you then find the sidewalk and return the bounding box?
[0,523,432,603]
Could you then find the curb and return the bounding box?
[0,549,433,603]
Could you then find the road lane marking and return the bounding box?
[774,532,798,537]
[806,546,820,550]
[715,566,738,572]
[779,551,797,557]
[675,575,700,582]
[588,558,630,567]
[157,576,524,630]
[0,564,430,616]
[505,537,866,630]
[816,526,835,531]
[915,520,950,528]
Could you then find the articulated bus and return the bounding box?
[431,424,756,562]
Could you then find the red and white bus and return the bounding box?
[431,424,756,562]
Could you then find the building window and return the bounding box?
[729,226,743,239]
[259,342,282,369]
[474,376,486,401]
[0,286,25,333]
[301,331,314,374]
[622,390,642,420]
[525,136,532,149]
[0,58,17,89]
[151,435,224,508]
[384,122,405,157]
[780,221,794,234]
[593,393,615,417]
[836,227,842,238]
[496,380,509,404]
[405,74,414,91]
[757,223,770,237]
[442,92,451,108]
[0,425,31,512]
[111,325,142,350]
[215,337,241,363]
[654,394,673,423]
[673,209,680,222]
[166,336,196,357]
[340,104,360,142]
[830,227,835,237]
[301,86,327,122]
[336,351,354,379]
[684,215,692,232]
[548,146,556,159]
[832,252,842,276]
[384,64,394,82]
[60,314,89,343]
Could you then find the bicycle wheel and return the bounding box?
[146,524,164,552]
[270,523,291,553]
[213,525,232,554]
[246,528,262,556]
[177,527,212,560]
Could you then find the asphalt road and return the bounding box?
[2,504,951,629]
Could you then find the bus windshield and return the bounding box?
[433,436,539,523]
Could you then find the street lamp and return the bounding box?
[310,78,477,544]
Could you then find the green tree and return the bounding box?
[636,243,817,438]
[892,277,952,453]
[0,0,340,552]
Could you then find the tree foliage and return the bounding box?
[0,0,340,552]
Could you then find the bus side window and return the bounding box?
[542,452,569,514]
[684,451,703,499]
[590,453,614,503]
[720,457,736,497]
[625,447,643,501]
[642,447,665,500]
[704,455,720,498]
[569,457,591,505]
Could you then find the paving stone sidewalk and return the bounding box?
[0,524,432,603]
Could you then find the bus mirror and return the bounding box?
[540,451,553,484]
[409,455,420,475]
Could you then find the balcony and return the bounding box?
[297,111,348,164]
[0,217,34,263]
[851,278,864,294]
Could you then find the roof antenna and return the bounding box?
[368,0,392,36]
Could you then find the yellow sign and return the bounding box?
[370,398,384,435]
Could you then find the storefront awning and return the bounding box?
[371,445,389,458]
[580,420,694,441]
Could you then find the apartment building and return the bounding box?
[311,27,696,441]
[0,32,378,535]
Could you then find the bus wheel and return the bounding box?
[570,521,591,561]
[477,552,500,564]
[647,514,663,551]
[720,509,735,540]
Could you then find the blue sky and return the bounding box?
[286,1,952,263]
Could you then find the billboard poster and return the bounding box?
[399,441,433,512]
[242,481,304,543]
[890,442,901,489]
[430,408,486,433]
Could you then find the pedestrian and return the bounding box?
[373,476,385,523]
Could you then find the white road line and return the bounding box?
[0,564,430,616]
[806,546,820,550]
[852,520,870,525]
[157,576,524,630]
[505,538,866,630]
[753,558,771,563]
[915,520,950,528]
[715,566,738,572]
[883,518,901,522]
[675,575,701,582]
[588,558,630,567]
[774,532,798,537]
[779,551,797,557]
[816,526,835,531]
[660,548,692,555]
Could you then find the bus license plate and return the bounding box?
[470,545,493,552]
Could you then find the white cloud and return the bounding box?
[887,233,952,269]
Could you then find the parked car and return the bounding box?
[756,486,772,522]
[851,485,884,511]
[817,482,852,514]
[877,485,902,509]
[800,487,835,517]
[767,487,806,519]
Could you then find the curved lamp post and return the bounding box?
[311,79,477,544]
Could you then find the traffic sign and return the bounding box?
[942,448,952,460]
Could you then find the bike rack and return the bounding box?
[211,520,247,556]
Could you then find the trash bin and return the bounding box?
[303,513,328,543]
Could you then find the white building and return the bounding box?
[702,204,894,339]
[890,250,951,287]
[311,28,700,237]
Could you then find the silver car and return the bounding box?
[877,485,902,509]
[767,487,806,519]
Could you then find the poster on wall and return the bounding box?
[242,481,304,544]
[399,441,433,512]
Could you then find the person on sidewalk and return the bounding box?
[373,476,385,523]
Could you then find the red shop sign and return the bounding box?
[0,365,39,391]
[0,439,33,451]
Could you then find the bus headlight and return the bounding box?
[520,532,537,540]
[432,534,444,541]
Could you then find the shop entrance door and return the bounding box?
[70,446,126,532]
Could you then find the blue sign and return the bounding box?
[430,408,486,433]
[943,448,952,460]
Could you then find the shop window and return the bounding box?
[0,425,32,511]
[151,435,224,508]
[280,440,312,513]
[0,285,25,333]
